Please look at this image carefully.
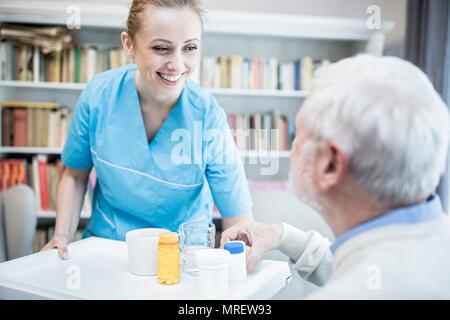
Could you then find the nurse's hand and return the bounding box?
[220,221,284,271]
[41,236,69,260]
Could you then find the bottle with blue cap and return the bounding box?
[224,240,247,285]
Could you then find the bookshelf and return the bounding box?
[0,1,394,249]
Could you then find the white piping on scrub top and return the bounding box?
[95,201,116,230]
[90,148,203,189]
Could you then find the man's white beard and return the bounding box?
[290,140,325,214]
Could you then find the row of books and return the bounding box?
[201,55,330,91]
[0,41,132,83]
[1,101,71,148]
[33,227,83,253]
[0,156,93,213]
[0,157,62,211]
[227,111,292,151]
[1,24,72,82]
[0,159,28,191]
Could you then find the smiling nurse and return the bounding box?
[42,0,254,259]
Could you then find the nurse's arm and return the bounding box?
[41,166,90,259]
[221,209,254,230]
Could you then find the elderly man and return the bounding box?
[222,54,450,299]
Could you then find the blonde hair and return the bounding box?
[126,0,205,42]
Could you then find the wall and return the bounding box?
[201,0,407,57]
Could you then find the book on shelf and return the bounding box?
[1,101,70,148]
[201,55,330,92]
[227,111,292,152]
[37,156,49,211]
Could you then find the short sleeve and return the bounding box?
[61,84,93,170]
[203,99,253,217]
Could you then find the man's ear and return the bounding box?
[315,142,350,192]
[121,32,134,58]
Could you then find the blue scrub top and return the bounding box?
[62,64,253,240]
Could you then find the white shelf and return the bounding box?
[37,210,57,219]
[38,210,91,219]
[0,1,394,40]
[0,81,86,91]
[240,150,291,158]
[209,88,308,98]
[0,81,308,98]
[0,147,62,154]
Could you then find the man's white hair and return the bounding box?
[302,54,450,207]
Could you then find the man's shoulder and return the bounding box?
[315,224,450,299]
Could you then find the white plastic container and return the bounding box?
[195,249,230,299]
[125,228,169,276]
[224,241,247,285]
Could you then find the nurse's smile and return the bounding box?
[157,72,187,86]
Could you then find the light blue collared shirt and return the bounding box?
[330,194,445,254]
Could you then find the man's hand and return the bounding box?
[220,221,284,271]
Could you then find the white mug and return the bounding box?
[126,228,169,276]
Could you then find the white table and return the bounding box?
[0,237,292,299]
